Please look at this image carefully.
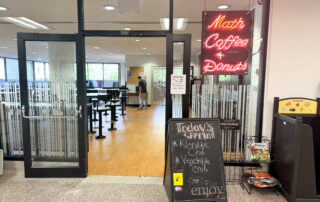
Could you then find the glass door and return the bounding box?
[17,33,87,177]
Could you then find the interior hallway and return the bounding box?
[88,106,165,176]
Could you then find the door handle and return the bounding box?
[21,105,80,120]
[77,105,82,118]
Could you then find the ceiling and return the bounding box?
[0,0,260,62]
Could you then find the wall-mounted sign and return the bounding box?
[201,11,252,75]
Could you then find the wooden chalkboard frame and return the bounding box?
[164,118,227,202]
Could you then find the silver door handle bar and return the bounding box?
[21,105,82,120]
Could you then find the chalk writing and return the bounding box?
[176,122,215,140]
[191,185,225,197]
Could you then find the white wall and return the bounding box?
[262,0,320,138]
[125,54,198,104]
[125,55,166,104]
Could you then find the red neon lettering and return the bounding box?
[216,52,225,60]
[207,15,245,30]
[204,33,249,51]
[203,59,248,73]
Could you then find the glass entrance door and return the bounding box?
[17,33,87,177]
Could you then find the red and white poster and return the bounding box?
[201,11,252,75]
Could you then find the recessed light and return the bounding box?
[147,53,151,55]
[142,48,147,50]
[196,39,201,42]
[103,5,116,11]
[124,27,132,31]
[107,53,113,55]
[217,4,230,10]
[135,39,141,42]
[0,6,8,11]
[160,18,188,30]
[93,46,101,49]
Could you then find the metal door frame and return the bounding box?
[17,33,87,177]
[164,34,191,180]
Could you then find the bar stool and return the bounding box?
[91,98,99,121]
[87,103,96,134]
[120,91,127,116]
[93,106,110,139]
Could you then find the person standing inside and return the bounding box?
[138,76,148,110]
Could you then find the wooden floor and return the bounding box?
[88,106,165,176]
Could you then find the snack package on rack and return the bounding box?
[242,168,279,188]
[249,142,270,162]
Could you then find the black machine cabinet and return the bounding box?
[270,97,320,202]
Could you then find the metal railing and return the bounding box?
[0,82,80,160]
[191,84,259,182]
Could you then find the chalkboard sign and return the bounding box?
[164,118,227,202]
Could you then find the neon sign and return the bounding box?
[201,11,252,75]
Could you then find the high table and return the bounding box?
[86,93,108,122]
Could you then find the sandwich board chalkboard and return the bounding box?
[164,118,227,202]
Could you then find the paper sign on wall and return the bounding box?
[171,74,186,95]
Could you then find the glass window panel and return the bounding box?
[6,58,19,82]
[45,63,50,80]
[87,63,103,87]
[27,61,34,81]
[26,41,79,168]
[34,62,45,81]
[103,63,119,87]
[0,58,5,82]
[172,42,184,118]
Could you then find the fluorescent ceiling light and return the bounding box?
[142,48,147,50]
[124,27,132,31]
[217,4,230,10]
[0,17,50,30]
[93,46,101,49]
[19,17,50,30]
[160,18,169,30]
[1,17,37,29]
[0,6,8,11]
[0,47,7,49]
[160,18,188,30]
[196,39,201,42]
[176,18,186,30]
[135,39,141,42]
[107,53,113,54]
[103,5,116,11]
[13,38,17,41]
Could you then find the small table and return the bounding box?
[87,93,109,121]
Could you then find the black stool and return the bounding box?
[108,103,120,131]
[87,103,96,134]
[92,98,99,121]
[94,107,110,139]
